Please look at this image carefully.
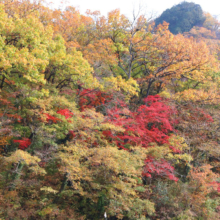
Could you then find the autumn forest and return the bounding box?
[0,0,220,219]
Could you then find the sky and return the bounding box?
[49,0,220,19]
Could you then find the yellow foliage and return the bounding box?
[5,150,46,175]
[40,186,58,194]
[175,88,220,104]
[103,75,139,98]
[57,142,149,215]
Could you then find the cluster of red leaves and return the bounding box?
[102,95,179,181]
[142,156,178,182]
[0,96,22,123]
[176,104,214,131]
[57,109,73,119]
[0,113,22,123]
[169,146,181,153]
[217,183,220,192]
[13,138,31,150]
[210,181,220,192]
[105,95,175,148]
[45,109,74,123]
[44,113,61,123]
[187,109,214,123]
[14,109,74,150]
[0,98,11,105]
[68,130,76,139]
[78,89,113,111]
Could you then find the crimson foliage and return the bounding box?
[103,95,179,181]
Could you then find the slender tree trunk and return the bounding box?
[0,75,5,89]
[157,81,163,93]
[53,173,68,203]
[9,161,24,191]
[145,79,154,102]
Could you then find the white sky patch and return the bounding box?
[48,0,220,20]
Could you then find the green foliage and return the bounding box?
[155,2,205,34]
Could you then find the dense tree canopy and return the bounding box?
[0,0,220,219]
[155,1,205,34]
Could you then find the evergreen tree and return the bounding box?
[155,1,205,34]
